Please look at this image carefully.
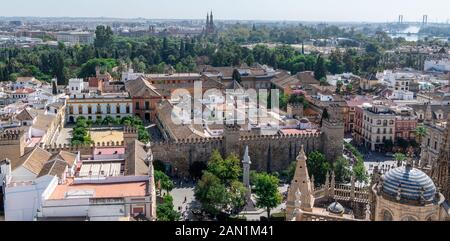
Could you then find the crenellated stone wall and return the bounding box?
[41,141,126,155]
[149,131,328,177]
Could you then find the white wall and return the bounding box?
[10,167,37,183]
[41,198,90,217]
[4,175,57,221]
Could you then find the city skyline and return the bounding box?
[0,0,449,23]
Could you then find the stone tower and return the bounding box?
[0,130,25,165]
[205,11,215,35]
[432,113,450,200]
[287,103,304,119]
[286,145,315,220]
[223,123,240,157]
[321,118,344,162]
[123,126,139,146]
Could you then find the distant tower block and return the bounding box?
[423,15,428,25]
[398,15,404,24]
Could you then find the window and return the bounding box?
[126,105,130,114]
[145,101,150,110]
[136,102,140,110]
[116,105,120,114]
[401,216,417,221]
[383,210,393,221]
[132,206,145,215]
[88,106,92,114]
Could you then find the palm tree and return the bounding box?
[415,125,427,147]
[394,153,406,167]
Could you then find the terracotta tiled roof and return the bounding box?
[37,159,68,179]
[12,146,52,175]
[48,178,148,200]
[156,100,204,140]
[52,150,78,166]
[33,109,56,131]
[15,108,37,121]
[125,76,162,98]
[125,140,149,176]
[296,71,320,85]
[16,77,35,82]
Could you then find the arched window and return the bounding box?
[383,210,393,221]
[401,216,417,221]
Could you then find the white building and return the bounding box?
[66,92,133,123]
[3,175,59,221]
[316,93,334,102]
[67,79,88,94]
[389,90,414,101]
[38,176,154,221]
[12,77,42,90]
[326,73,359,86]
[377,70,417,91]
[56,31,95,45]
[424,59,450,72]
[121,69,144,82]
[361,103,396,151]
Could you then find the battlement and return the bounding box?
[152,137,224,146]
[287,102,304,108]
[123,126,138,134]
[240,132,322,141]
[321,118,344,127]
[224,123,241,131]
[41,141,126,153]
[0,129,24,142]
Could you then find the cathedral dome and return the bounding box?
[327,202,344,215]
[381,166,436,203]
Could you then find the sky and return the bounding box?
[0,0,449,23]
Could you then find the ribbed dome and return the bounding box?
[327,202,344,214]
[381,166,436,202]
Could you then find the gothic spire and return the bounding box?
[286,145,314,221]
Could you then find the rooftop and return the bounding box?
[49,176,148,200]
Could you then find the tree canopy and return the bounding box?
[253,172,282,219]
